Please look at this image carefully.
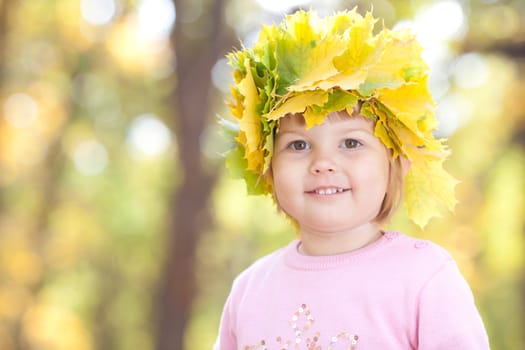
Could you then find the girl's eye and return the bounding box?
[288,140,310,151]
[342,138,362,149]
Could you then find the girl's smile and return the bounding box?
[306,186,350,195]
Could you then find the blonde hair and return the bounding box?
[375,154,405,226]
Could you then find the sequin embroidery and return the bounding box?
[243,304,358,350]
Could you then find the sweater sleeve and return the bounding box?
[417,259,490,349]
[213,292,237,350]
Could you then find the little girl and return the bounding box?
[215,9,489,349]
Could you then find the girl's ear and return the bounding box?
[400,156,411,177]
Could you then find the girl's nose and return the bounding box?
[309,151,337,174]
[311,166,335,174]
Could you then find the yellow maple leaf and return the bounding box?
[237,58,262,170]
[314,70,368,91]
[303,89,359,128]
[369,99,445,161]
[377,78,436,137]
[264,90,329,121]
[373,121,400,158]
[262,131,274,173]
[404,159,459,227]
[303,107,328,128]
[296,11,383,92]
[363,29,427,90]
[246,148,266,173]
[288,10,364,91]
[227,86,244,120]
[333,11,378,72]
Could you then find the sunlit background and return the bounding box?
[0,0,524,349]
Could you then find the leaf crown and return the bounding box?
[223,9,458,227]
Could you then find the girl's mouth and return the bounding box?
[308,187,349,195]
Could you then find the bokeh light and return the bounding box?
[414,0,466,44]
[72,140,109,176]
[3,93,39,128]
[255,0,312,13]
[211,58,233,93]
[435,93,474,137]
[452,52,490,89]
[137,0,176,42]
[80,0,117,26]
[126,114,173,158]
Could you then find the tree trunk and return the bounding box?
[0,0,14,214]
[155,0,232,349]
[0,0,11,82]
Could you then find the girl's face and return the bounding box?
[271,113,390,237]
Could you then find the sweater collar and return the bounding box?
[283,231,400,270]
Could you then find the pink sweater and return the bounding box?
[214,232,489,349]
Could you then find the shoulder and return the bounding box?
[384,231,453,264]
[214,244,293,350]
[385,231,452,260]
[379,232,456,284]
[228,241,294,296]
[386,231,449,252]
[405,234,490,347]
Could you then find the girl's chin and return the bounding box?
[300,222,363,234]
[297,217,379,234]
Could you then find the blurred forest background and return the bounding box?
[0,0,524,349]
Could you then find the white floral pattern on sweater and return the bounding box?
[243,304,358,350]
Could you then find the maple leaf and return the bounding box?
[377,77,437,138]
[358,29,427,95]
[303,89,359,128]
[264,90,329,121]
[332,11,379,72]
[404,159,459,227]
[286,11,360,91]
[227,86,244,120]
[237,58,264,172]
[225,144,270,195]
